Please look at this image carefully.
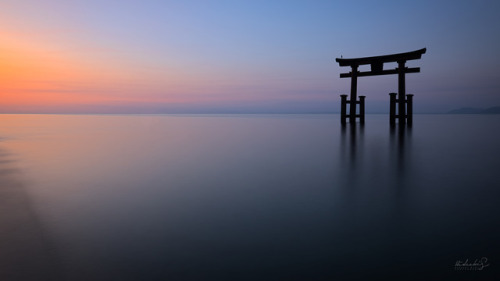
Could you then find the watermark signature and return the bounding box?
[454,257,489,271]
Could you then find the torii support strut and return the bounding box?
[335,48,426,125]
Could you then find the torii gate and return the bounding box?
[335,48,426,125]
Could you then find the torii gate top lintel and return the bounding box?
[335,48,426,78]
[335,48,426,66]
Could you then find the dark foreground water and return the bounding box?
[0,114,499,280]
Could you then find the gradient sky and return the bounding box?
[1,0,500,113]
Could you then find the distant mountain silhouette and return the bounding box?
[447,106,500,114]
[481,106,500,114]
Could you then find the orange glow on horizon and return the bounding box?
[1,31,316,113]
[0,31,240,111]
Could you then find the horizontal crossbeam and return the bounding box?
[344,100,364,104]
[339,67,420,78]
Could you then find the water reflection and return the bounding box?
[336,121,415,279]
[340,123,364,171]
[390,124,412,159]
[389,123,412,184]
[338,120,416,197]
[0,145,61,281]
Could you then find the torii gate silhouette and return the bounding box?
[336,48,426,125]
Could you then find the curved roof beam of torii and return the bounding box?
[336,48,426,67]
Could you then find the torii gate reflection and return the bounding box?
[336,48,426,125]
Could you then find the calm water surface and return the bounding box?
[0,114,499,280]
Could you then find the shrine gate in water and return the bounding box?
[335,48,426,125]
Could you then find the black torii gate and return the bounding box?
[335,48,426,125]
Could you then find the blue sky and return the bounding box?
[1,0,500,113]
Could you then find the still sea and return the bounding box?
[0,114,499,280]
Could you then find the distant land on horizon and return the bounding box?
[447,106,500,114]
